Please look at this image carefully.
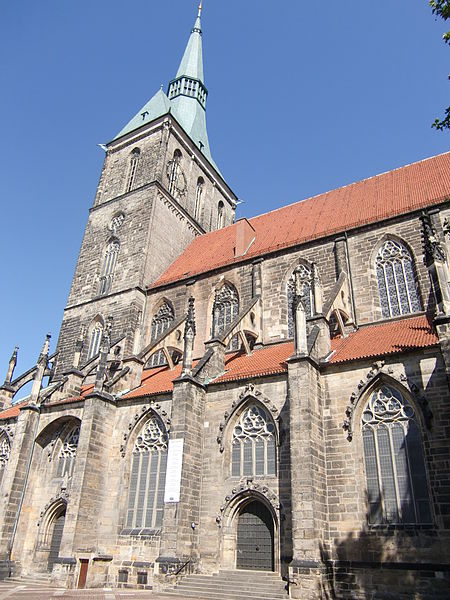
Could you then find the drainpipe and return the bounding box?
[344,232,358,328]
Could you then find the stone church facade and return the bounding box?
[0,7,449,599]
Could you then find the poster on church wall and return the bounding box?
[164,438,184,503]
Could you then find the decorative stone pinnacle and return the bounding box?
[421,212,446,264]
[4,346,18,385]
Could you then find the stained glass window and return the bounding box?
[231,405,276,477]
[362,386,432,525]
[57,426,80,478]
[287,264,314,338]
[99,240,120,295]
[212,284,239,350]
[126,149,140,193]
[126,417,168,529]
[376,240,421,318]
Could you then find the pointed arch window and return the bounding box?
[231,405,276,477]
[126,416,168,529]
[287,264,314,338]
[376,240,421,318]
[195,177,204,220]
[87,322,103,360]
[168,150,182,195]
[99,240,120,295]
[126,148,140,193]
[212,283,239,350]
[57,426,80,478]
[362,386,432,525]
[217,201,224,229]
[0,432,11,485]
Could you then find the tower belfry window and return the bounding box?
[195,177,204,220]
[99,240,120,295]
[376,240,421,318]
[168,150,182,196]
[217,201,224,229]
[125,149,140,193]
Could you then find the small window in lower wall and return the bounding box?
[118,570,128,583]
[137,571,148,585]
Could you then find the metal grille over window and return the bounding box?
[126,149,140,193]
[212,284,239,350]
[168,150,182,195]
[126,417,168,529]
[376,240,421,318]
[362,386,432,525]
[287,264,314,338]
[232,405,276,477]
[87,323,103,359]
[57,426,80,478]
[99,240,120,295]
[147,303,175,367]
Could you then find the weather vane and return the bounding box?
[198,1,203,16]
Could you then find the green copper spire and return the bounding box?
[168,2,215,166]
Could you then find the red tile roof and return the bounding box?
[0,386,92,421]
[152,153,450,288]
[123,315,439,398]
[328,314,438,364]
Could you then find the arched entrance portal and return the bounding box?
[47,508,66,572]
[236,501,274,571]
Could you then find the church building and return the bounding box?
[0,5,449,599]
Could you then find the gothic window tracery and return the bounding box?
[287,263,314,338]
[147,303,175,367]
[362,386,432,525]
[57,426,80,478]
[99,240,120,295]
[167,150,185,196]
[376,240,421,318]
[212,283,239,350]
[126,148,140,193]
[87,322,103,360]
[0,433,10,484]
[231,405,276,477]
[126,416,168,529]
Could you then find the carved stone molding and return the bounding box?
[120,403,171,457]
[216,480,280,528]
[0,425,14,441]
[217,383,280,452]
[38,491,69,523]
[342,361,433,441]
[157,191,199,236]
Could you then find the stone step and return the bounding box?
[177,579,285,590]
[160,592,287,600]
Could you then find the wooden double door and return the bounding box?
[236,501,274,571]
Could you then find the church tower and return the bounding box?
[55,5,236,376]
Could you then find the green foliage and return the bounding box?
[429,1,449,130]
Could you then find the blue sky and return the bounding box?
[0,0,448,381]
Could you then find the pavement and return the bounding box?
[0,581,185,600]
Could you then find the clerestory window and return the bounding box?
[287,263,315,338]
[99,240,120,295]
[231,405,276,477]
[147,303,175,367]
[126,417,168,529]
[362,386,432,525]
[87,323,103,360]
[212,283,239,350]
[376,240,421,318]
[126,149,140,193]
[57,426,80,478]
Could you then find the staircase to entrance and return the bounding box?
[160,569,288,599]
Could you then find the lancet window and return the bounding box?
[99,240,120,295]
[195,177,204,220]
[87,322,103,360]
[126,417,168,529]
[376,240,421,318]
[362,386,432,525]
[126,148,140,193]
[231,405,276,477]
[217,201,224,229]
[168,150,182,195]
[212,283,239,350]
[57,426,80,478]
[287,263,314,338]
[0,432,11,484]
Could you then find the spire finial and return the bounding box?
[198,1,202,17]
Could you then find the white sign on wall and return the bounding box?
[164,438,184,503]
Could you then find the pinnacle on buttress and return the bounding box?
[4,346,18,386]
